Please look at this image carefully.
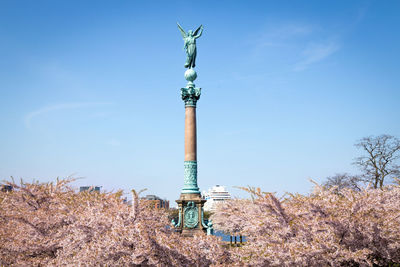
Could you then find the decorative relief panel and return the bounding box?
[184,201,198,228]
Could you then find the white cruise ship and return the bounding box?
[203,185,231,212]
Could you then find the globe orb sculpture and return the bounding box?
[184,69,197,82]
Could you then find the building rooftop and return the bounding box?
[79,186,101,192]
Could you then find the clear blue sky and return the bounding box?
[1,0,399,205]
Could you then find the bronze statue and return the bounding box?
[177,23,203,69]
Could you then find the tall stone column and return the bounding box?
[174,70,208,236]
[181,77,200,195]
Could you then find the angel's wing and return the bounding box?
[193,24,203,36]
[177,22,187,38]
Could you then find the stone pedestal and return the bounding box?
[175,194,207,236]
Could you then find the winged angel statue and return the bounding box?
[177,23,203,69]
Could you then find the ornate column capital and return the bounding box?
[181,83,201,107]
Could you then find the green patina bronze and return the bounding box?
[201,208,208,228]
[181,85,201,107]
[184,201,199,228]
[207,220,214,235]
[201,207,214,235]
[181,60,201,107]
[177,23,203,69]
[181,161,200,194]
[171,208,182,228]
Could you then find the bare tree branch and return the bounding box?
[322,173,362,192]
[353,135,400,188]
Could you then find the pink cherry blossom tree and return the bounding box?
[2,177,399,266]
[211,185,400,266]
[0,178,229,266]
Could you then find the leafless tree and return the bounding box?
[323,173,362,192]
[354,135,400,189]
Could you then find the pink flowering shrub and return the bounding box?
[0,178,229,266]
[1,178,399,266]
[211,185,400,266]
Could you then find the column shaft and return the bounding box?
[184,106,197,161]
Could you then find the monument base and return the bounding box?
[173,193,208,236]
[181,228,205,237]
